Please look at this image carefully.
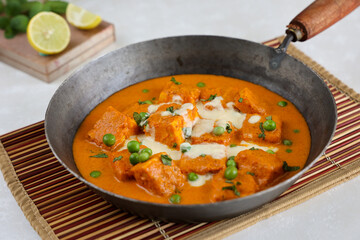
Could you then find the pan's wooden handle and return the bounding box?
[287,0,359,41]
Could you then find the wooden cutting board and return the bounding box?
[0,20,115,83]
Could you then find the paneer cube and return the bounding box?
[241,114,282,144]
[159,82,200,104]
[121,102,151,119]
[234,88,266,115]
[235,149,283,187]
[87,106,138,149]
[209,170,259,202]
[178,154,226,175]
[130,153,185,197]
[111,149,133,181]
[144,113,185,149]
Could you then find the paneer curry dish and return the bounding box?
[73,74,311,204]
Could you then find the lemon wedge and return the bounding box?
[27,12,70,55]
[66,3,102,30]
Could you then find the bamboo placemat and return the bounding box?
[1,37,360,240]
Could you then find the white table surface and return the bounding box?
[0,1,359,239]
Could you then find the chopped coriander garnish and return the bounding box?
[142,89,149,93]
[283,161,300,171]
[225,180,233,184]
[180,143,191,153]
[170,77,181,85]
[246,171,255,176]
[226,123,232,133]
[293,129,300,133]
[133,112,149,128]
[265,116,272,120]
[200,154,206,157]
[236,181,241,185]
[152,97,156,101]
[138,100,152,105]
[285,149,293,153]
[166,106,175,113]
[172,143,177,148]
[230,144,237,148]
[90,171,101,178]
[197,82,206,87]
[201,94,217,102]
[228,156,235,161]
[266,149,275,154]
[222,185,240,196]
[113,156,123,162]
[90,153,108,158]
[249,147,258,150]
[161,154,172,166]
[133,112,141,125]
[238,98,243,103]
[258,122,266,139]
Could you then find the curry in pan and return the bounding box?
[73,74,310,204]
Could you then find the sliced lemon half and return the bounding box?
[66,3,102,30]
[27,12,71,55]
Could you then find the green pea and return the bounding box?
[188,172,198,181]
[277,101,288,107]
[141,148,153,156]
[102,133,116,147]
[213,126,225,136]
[263,120,276,131]
[285,149,293,153]
[127,140,140,153]
[224,166,238,180]
[169,194,181,204]
[138,152,150,162]
[90,171,101,178]
[129,153,140,165]
[197,82,206,88]
[226,159,236,168]
[283,139,293,146]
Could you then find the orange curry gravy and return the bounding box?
[73,74,311,204]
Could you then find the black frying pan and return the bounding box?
[45,0,359,222]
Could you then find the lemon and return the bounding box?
[27,12,70,55]
[66,3,102,30]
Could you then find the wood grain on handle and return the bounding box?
[288,0,359,41]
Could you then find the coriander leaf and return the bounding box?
[249,147,258,150]
[161,154,172,166]
[200,154,206,157]
[90,153,108,158]
[133,112,141,125]
[201,94,217,102]
[258,122,265,139]
[225,180,233,184]
[226,123,232,133]
[230,144,237,148]
[172,143,177,148]
[170,77,181,85]
[265,116,272,120]
[222,185,240,196]
[238,98,243,103]
[246,171,255,176]
[228,156,235,161]
[166,106,174,113]
[283,161,300,171]
[113,156,123,162]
